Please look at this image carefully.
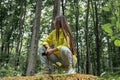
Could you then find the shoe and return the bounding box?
[40,70,50,74]
[64,68,76,74]
[40,68,51,74]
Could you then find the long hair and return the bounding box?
[54,16,76,55]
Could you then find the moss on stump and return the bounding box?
[0,74,99,80]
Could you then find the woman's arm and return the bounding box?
[46,48,58,55]
[43,30,55,49]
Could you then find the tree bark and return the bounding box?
[74,0,80,73]
[94,1,100,76]
[85,0,91,74]
[61,0,67,15]
[26,0,42,76]
[15,0,26,69]
[51,0,60,31]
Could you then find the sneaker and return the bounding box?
[40,68,51,74]
[64,68,76,74]
[40,70,50,74]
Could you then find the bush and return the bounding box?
[0,66,21,77]
[100,71,120,80]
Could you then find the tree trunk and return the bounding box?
[51,0,60,31]
[107,38,113,71]
[94,1,100,76]
[85,0,91,74]
[15,0,26,69]
[61,0,67,15]
[26,0,42,76]
[74,0,80,73]
[91,0,100,75]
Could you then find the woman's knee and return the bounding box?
[39,45,47,55]
[60,46,72,55]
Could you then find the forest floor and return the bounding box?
[0,74,99,80]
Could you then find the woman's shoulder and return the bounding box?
[51,29,56,33]
[49,29,56,35]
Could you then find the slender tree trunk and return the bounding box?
[61,0,64,15]
[61,0,67,15]
[107,38,113,71]
[118,2,120,66]
[91,0,96,75]
[51,0,60,31]
[15,0,25,69]
[0,1,3,64]
[118,47,120,66]
[74,0,80,73]
[1,0,14,65]
[94,1,100,76]
[91,0,100,75]
[85,0,90,74]
[26,0,42,76]
[4,42,10,64]
[0,33,4,65]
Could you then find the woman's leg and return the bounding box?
[39,46,47,67]
[60,46,73,68]
[60,46,75,73]
[39,46,61,73]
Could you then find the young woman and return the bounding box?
[39,15,77,74]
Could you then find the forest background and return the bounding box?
[0,0,120,79]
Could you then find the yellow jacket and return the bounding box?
[43,28,77,67]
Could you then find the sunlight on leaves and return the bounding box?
[102,23,113,36]
[102,6,110,12]
[116,21,120,29]
[114,39,120,46]
[111,36,115,40]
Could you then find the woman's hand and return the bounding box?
[46,49,54,55]
[46,48,58,56]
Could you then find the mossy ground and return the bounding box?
[0,74,99,80]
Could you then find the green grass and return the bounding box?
[99,72,120,80]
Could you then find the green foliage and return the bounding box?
[102,0,120,47]
[114,40,120,46]
[116,21,120,29]
[100,72,120,80]
[0,66,21,77]
[102,23,113,36]
[102,6,110,12]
